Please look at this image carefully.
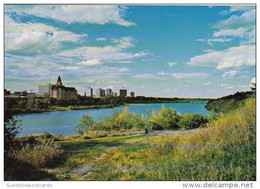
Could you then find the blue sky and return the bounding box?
[4,5,255,97]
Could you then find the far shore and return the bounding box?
[5,98,209,115]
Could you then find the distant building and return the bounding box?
[89,87,93,97]
[96,88,105,97]
[4,89,11,96]
[106,88,112,97]
[51,76,78,99]
[119,89,127,97]
[27,93,36,98]
[37,83,53,98]
[14,91,27,96]
[130,91,135,97]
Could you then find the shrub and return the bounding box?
[149,106,180,130]
[75,115,95,135]
[109,107,134,131]
[178,114,208,130]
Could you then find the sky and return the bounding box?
[4,5,256,97]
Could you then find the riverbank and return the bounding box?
[4,98,256,181]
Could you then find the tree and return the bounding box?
[75,115,95,135]
[178,114,208,130]
[4,114,22,150]
[149,106,180,130]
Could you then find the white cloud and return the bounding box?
[207,38,232,42]
[171,73,208,79]
[215,9,255,29]
[133,74,160,79]
[220,83,234,89]
[213,27,249,37]
[168,62,177,66]
[6,5,135,26]
[118,68,130,72]
[112,36,135,49]
[186,45,255,69]
[5,16,86,54]
[251,77,255,84]
[58,36,148,61]
[222,70,239,77]
[213,8,255,45]
[203,81,212,86]
[197,39,205,42]
[157,72,169,76]
[77,59,103,66]
[96,37,107,41]
[107,60,132,64]
[203,49,214,53]
[229,6,255,13]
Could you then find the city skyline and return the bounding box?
[5,5,256,97]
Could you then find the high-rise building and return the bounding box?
[38,83,53,97]
[119,89,127,97]
[96,88,105,97]
[106,88,112,96]
[130,91,135,97]
[89,87,93,97]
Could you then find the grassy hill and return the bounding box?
[205,91,255,113]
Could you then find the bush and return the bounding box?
[149,106,180,130]
[75,115,95,135]
[178,114,208,130]
[109,107,133,131]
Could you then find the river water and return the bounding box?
[17,101,210,136]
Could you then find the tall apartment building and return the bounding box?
[106,88,112,96]
[96,88,105,97]
[119,89,127,97]
[89,87,93,97]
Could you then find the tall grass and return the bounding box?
[10,138,64,169]
[89,98,256,181]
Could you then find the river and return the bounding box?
[17,101,210,136]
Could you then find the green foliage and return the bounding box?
[178,113,208,130]
[149,106,181,130]
[75,115,95,135]
[206,91,254,113]
[4,115,21,150]
[77,106,210,133]
[205,110,219,122]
